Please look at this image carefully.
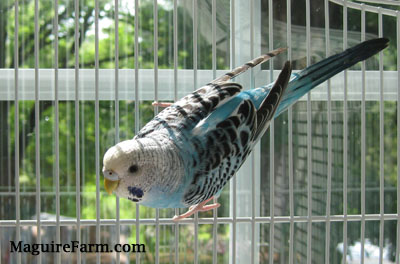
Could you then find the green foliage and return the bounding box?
[0,0,399,262]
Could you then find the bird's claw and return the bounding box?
[172,197,220,222]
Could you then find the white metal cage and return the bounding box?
[0,0,399,263]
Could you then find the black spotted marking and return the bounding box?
[200,100,213,111]
[232,143,240,155]
[238,101,250,117]
[191,92,202,102]
[267,52,276,57]
[217,120,232,129]
[246,112,255,126]
[225,72,235,77]
[211,155,221,170]
[128,186,144,198]
[229,116,241,127]
[209,96,220,107]
[218,91,231,101]
[223,87,240,96]
[174,105,188,117]
[226,128,237,141]
[207,82,222,89]
[240,131,249,146]
[206,135,215,146]
[245,62,255,67]
[193,172,203,184]
[222,143,231,158]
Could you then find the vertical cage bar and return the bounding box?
[114,0,121,263]
[193,0,199,263]
[94,0,101,263]
[268,0,274,263]
[360,5,366,264]
[324,1,332,263]
[153,1,160,263]
[34,0,41,263]
[14,0,20,262]
[134,0,139,133]
[342,2,348,263]
[396,10,400,264]
[54,0,61,263]
[134,0,140,263]
[173,0,179,263]
[250,0,256,263]
[287,0,294,263]
[211,0,218,263]
[193,0,198,90]
[230,0,237,262]
[173,0,178,103]
[74,0,81,262]
[212,0,216,80]
[305,0,312,263]
[378,9,384,264]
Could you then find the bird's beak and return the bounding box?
[104,178,120,195]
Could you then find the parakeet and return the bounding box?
[103,38,388,221]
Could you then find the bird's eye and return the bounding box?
[129,165,138,173]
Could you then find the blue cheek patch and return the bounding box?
[128,186,144,198]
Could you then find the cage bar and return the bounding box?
[173,1,179,263]
[268,0,274,263]
[54,0,61,262]
[230,0,237,261]
[115,0,121,263]
[192,1,199,263]
[397,10,400,264]
[211,1,218,263]
[360,5,366,264]
[378,8,384,264]
[343,2,348,263]
[305,0,312,263]
[324,0,332,263]
[94,0,101,263]
[153,1,160,263]
[134,0,140,263]
[74,0,81,263]
[287,0,294,263]
[0,214,398,226]
[14,0,21,263]
[250,0,256,262]
[34,0,41,263]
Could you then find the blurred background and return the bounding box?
[0,0,398,263]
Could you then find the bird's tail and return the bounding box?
[275,38,389,116]
[212,47,287,84]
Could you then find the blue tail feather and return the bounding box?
[275,38,389,116]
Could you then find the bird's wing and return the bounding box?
[135,48,286,139]
[182,97,257,205]
[253,61,291,141]
[181,62,291,206]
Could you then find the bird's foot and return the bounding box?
[172,197,220,222]
[152,101,173,108]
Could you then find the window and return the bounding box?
[0,0,398,263]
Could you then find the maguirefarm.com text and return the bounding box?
[10,241,146,255]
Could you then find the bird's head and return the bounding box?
[102,137,183,205]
